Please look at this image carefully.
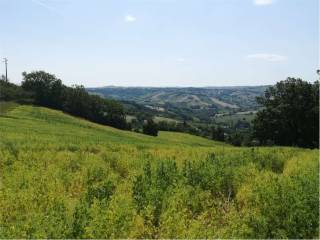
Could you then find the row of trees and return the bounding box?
[1,71,130,130]
[0,75,33,103]
[21,71,131,130]
[1,72,318,146]
[1,71,163,135]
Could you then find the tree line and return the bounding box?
[0,71,130,130]
[1,72,318,147]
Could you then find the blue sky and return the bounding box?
[0,0,318,87]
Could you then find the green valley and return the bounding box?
[88,86,267,123]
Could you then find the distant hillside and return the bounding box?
[87,86,268,122]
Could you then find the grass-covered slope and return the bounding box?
[0,105,318,238]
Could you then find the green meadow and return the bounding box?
[0,104,318,238]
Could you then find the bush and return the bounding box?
[143,119,158,136]
[0,79,33,103]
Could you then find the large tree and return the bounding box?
[253,78,319,148]
[21,71,65,109]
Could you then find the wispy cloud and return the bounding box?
[253,0,275,6]
[246,53,287,62]
[124,14,136,23]
[31,0,61,15]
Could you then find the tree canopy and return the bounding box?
[253,78,319,148]
[20,71,129,130]
[0,78,33,103]
[143,119,158,136]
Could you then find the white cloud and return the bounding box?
[177,57,186,62]
[246,53,287,62]
[124,14,136,22]
[253,0,275,6]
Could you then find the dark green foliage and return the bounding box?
[143,119,158,136]
[211,126,225,141]
[157,120,200,136]
[157,120,179,131]
[20,71,129,130]
[22,71,65,109]
[63,85,90,118]
[0,79,33,103]
[253,78,319,148]
[226,132,244,146]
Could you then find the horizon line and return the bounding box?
[86,84,271,89]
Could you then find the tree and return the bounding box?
[143,119,158,136]
[21,71,65,109]
[63,85,91,118]
[211,126,224,141]
[226,132,243,146]
[0,78,32,102]
[253,78,319,148]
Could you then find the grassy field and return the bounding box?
[0,104,318,238]
[214,112,256,125]
[0,101,18,115]
[153,116,180,123]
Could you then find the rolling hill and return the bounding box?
[0,104,318,238]
[87,86,268,123]
[88,86,267,111]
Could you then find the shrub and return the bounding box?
[143,119,158,136]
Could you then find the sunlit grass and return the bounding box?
[0,105,318,238]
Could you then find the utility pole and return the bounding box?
[3,58,8,82]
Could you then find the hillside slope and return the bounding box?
[87,86,267,111]
[0,105,318,238]
[88,86,268,122]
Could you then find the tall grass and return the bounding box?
[0,105,318,238]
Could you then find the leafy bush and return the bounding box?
[142,119,158,136]
[0,79,33,103]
